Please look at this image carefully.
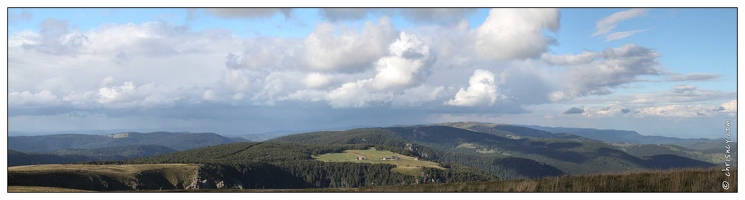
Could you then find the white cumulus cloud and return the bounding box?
[371,32,435,90]
[303,73,332,89]
[304,17,397,72]
[475,8,559,61]
[722,100,737,112]
[445,69,500,107]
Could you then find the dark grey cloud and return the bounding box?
[672,84,696,94]
[399,8,477,25]
[23,18,87,55]
[666,73,723,82]
[9,10,33,23]
[113,52,129,65]
[621,108,631,114]
[499,65,554,105]
[205,8,292,19]
[319,8,374,22]
[563,107,585,114]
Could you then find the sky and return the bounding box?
[5,8,738,139]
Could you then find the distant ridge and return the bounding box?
[8,144,177,166]
[8,131,246,152]
[520,125,723,146]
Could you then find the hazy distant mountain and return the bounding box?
[8,132,246,152]
[519,125,721,146]
[8,144,177,166]
[437,122,586,140]
[240,125,372,142]
[51,144,177,160]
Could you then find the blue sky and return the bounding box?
[6,8,737,139]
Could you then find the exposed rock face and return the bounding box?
[184,167,244,190]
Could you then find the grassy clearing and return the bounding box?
[476,148,495,154]
[314,147,442,176]
[455,143,477,149]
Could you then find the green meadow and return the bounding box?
[313,147,442,176]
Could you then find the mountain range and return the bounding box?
[7,121,733,190]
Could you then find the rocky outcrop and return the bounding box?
[184,166,244,190]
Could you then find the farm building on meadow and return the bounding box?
[381,156,399,160]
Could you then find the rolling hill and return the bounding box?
[271,125,716,179]
[117,142,498,189]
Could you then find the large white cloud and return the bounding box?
[302,73,332,89]
[371,32,435,90]
[475,8,559,61]
[445,69,500,107]
[225,37,303,70]
[325,80,393,108]
[304,17,397,72]
[284,32,440,108]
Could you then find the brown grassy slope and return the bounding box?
[8,186,94,193]
[8,164,200,191]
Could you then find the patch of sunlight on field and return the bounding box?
[455,143,477,149]
[476,148,495,154]
[314,147,442,176]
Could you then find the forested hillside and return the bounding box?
[8,145,177,166]
[92,142,498,189]
[272,126,715,179]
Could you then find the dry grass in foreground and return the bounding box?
[11,167,736,192]
[8,186,93,193]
